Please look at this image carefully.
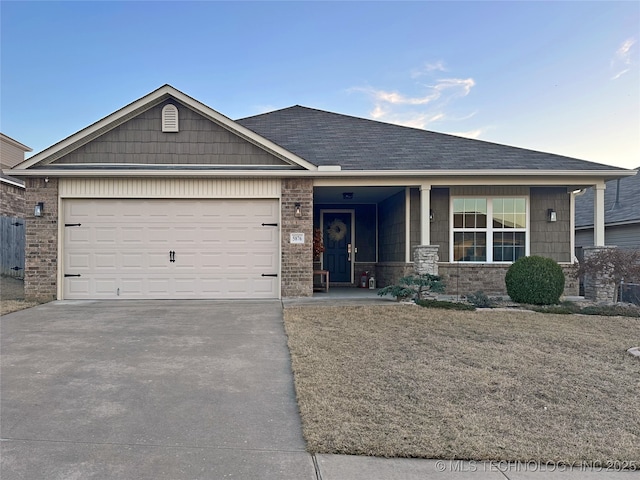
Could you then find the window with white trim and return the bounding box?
[451,196,528,262]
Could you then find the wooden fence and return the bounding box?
[1,215,25,278]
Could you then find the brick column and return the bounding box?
[583,245,616,302]
[281,178,313,297]
[413,245,439,276]
[24,177,59,301]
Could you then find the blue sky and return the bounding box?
[1,1,638,169]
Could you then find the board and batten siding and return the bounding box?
[59,178,281,199]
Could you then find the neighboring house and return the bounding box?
[575,167,640,250]
[9,85,636,301]
[1,133,32,277]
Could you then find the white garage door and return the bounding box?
[63,199,280,299]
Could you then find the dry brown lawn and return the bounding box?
[284,304,640,463]
[0,276,40,315]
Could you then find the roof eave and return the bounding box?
[0,133,32,152]
[576,219,640,229]
[8,168,634,180]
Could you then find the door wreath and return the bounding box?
[327,218,348,242]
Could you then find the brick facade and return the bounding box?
[375,262,414,288]
[281,178,313,297]
[438,262,578,298]
[0,180,25,218]
[24,177,58,301]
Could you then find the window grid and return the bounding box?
[452,196,528,263]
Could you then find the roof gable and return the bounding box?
[49,99,289,167]
[17,85,316,172]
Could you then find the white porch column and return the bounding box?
[420,184,431,246]
[405,188,411,263]
[594,183,606,246]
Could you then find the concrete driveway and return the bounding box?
[1,300,314,480]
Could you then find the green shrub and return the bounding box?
[505,256,565,305]
[415,299,476,311]
[466,291,494,308]
[529,302,639,317]
[377,274,445,301]
[579,304,640,318]
[530,301,581,315]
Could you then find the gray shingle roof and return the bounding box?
[237,105,622,171]
[575,167,640,227]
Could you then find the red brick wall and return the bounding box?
[281,178,313,297]
[24,177,58,301]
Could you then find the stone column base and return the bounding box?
[583,245,617,302]
[413,245,439,276]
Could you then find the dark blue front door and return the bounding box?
[323,212,352,283]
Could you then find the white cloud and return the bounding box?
[370,104,389,119]
[432,78,475,97]
[611,37,636,80]
[374,112,446,130]
[411,61,447,78]
[447,128,484,139]
[372,88,440,105]
[352,69,476,130]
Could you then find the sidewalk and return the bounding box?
[313,454,638,479]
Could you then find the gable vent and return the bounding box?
[162,104,179,132]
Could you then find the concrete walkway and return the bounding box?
[2,300,636,479]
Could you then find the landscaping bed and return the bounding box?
[284,304,640,464]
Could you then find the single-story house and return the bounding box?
[575,167,640,250]
[9,85,636,301]
[1,133,32,277]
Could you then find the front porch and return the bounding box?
[311,183,585,298]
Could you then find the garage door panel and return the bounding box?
[64,199,279,299]
[148,279,170,294]
[95,278,119,295]
[146,252,171,269]
[67,253,91,270]
[252,251,278,269]
[95,253,118,269]
[173,253,198,270]
[122,227,147,243]
[66,228,90,245]
[94,227,117,244]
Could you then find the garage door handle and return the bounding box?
[169,251,175,263]
[261,274,278,277]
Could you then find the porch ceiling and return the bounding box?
[314,186,405,204]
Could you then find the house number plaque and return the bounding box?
[290,233,305,244]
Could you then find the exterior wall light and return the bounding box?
[34,202,44,217]
[294,202,302,218]
[547,208,557,222]
[429,209,434,222]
